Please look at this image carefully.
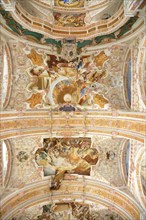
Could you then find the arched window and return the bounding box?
[124,140,130,178]
[125,59,132,107]
[2,141,8,183]
[123,50,131,109]
[1,140,12,190]
[2,44,12,109]
[120,140,130,185]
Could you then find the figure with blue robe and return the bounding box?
[60,0,74,4]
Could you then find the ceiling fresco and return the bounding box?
[11,202,124,220]
[4,41,128,111]
[0,1,146,219]
[53,12,86,27]
[18,0,122,11]
[2,136,126,195]
[35,137,98,189]
[16,0,123,36]
[55,0,84,8]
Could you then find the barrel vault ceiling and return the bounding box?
[0,0,146,219]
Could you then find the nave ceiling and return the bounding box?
[0,0,146,220]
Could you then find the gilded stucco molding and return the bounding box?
[0,111,145,142]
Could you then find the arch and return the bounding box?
[140,153,146,198]
[0,111,145,142]
[134,147,146,210]
[120,139,130,185]
[1,179,143,220]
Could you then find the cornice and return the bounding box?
[12,3,128,39]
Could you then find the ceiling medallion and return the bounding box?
[60,39,77,62]
[55,0,84,8]
[17,151,29,162]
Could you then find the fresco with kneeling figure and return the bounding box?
[35,138,98,189]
